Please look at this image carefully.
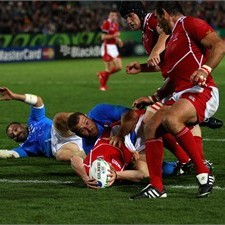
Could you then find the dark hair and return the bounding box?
[156,1,184,17]
[67,112,84,133]
[119,1,147,26]
[5,122,21,134]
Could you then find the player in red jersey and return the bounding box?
[119,1,201,173]
[130,1,225,200]
[97,11,123,91]
[70,116,147,189]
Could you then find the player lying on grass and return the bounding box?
[70,112,177,189]
[0,86,85,161]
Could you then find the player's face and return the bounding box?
[155,11,171,35]
[124,13,141,30]
[109,12,118,22]
[7,123,28,142]
[75,115,98,138]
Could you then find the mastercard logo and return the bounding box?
[42,48,55,59]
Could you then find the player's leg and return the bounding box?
[163,99,214,197]
[130,106,169,200]
[97,60,111,91]
[110,57,122,74]
[144,106,191,167]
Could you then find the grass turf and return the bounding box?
[0,57,225,224]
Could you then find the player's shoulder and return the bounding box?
[101,19,110,30]
[184,16,208,27]
[145,13,157,29]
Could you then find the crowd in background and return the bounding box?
[0,1,225,34]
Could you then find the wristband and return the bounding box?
[24,94,38,105]
[148,92,160,103]
[200,65,212,76]
[202,64,212,73]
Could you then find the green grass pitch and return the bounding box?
[0,57,225,224]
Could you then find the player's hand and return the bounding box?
[147,52,161,67]
[190,69,207,87]
[132,96,153,109]
[131,151,140,163]
[107,167,117,187]
[0,87,15,101]
[83,177,99,189]
[116,38,124,47]
[125,62,141,74]
[109,135,124,148]
[113,32,120,38]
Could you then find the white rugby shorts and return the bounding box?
[51,125,84,157]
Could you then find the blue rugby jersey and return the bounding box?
[12,105,53,157]
[82,103,130,154]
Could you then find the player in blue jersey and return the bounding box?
[67,103,131,155]
[0,87,84,161]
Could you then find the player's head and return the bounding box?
[6,122,29,142]
[108,10,118,22]
[119,1,147,30]
[155,1,184,35]
[68,112,98,138]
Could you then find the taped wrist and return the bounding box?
[24,94,38,105]
[0,150,20,158]
[148,92,160,103]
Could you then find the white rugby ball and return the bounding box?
[89,158,111,188]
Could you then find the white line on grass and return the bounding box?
[0,179,224,190]
[203,138,225,142]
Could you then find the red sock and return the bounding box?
[162,133,190,164]
[145,138,164,191]
[175,127,209,174]
[97,71,110,86]
[194,136,204,160]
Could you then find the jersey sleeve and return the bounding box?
[147,14,158,31]
[28,105,46,125]
[12,146,28,157]
[101,20,109,33]
[88,104,131,124]
[184,17,214,42]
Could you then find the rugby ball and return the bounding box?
[89,158,111,188]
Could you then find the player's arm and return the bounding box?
[0,146,29,159]
[125,61,161,75]
[70,155,99,189]
[114,154,149,182]
[191,32,225,86]
[0,86,43,107]
[147,32,169,67]
[132,77,174,109]
[116,170,145,182]
[109,110,141,148]
[101,32,120,41]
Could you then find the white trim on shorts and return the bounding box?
[101,43,119,58]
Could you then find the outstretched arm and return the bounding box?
[0,86,43,107]
[70,155,99,189]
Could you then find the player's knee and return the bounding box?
[144,120,157,138]
[162,113,178,132]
